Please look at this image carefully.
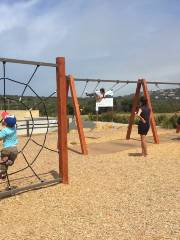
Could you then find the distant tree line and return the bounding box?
[0,92,180,117]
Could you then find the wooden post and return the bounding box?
[68,75,88,155]
[56,57,68,184]
[126,79,142,140]
[142,79,160,144]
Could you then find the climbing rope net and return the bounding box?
[0,58,60,192]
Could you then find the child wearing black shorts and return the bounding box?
[136,97,150,157]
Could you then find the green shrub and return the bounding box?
[155,114,167,126]
[101,111,115,122]
[113,114,129,124]
[84,112,180,129]
[160,114,179,129]
[87,113,95,121]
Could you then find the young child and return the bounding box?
[136,96,150,157]
[0,114,18,180]
[86,88,105,102]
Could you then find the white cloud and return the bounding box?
[0,0,180,96]
[0,0,40,33]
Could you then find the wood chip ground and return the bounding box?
[0,126,179,240]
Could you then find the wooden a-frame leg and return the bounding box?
[68,75,88,155]
[126,80,142,140]
[142,79,160,144]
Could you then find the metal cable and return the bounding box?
[110,81,120,90]
[92,80,101,93]
[113,82,129,94]
[80,80,89,97]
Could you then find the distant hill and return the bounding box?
[149,87,180,100]
[0,87,180,116]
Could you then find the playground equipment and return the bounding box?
[0,56,179,198]
[0,57,68,194]
[126,78,159,143]
[74,77,180,142]
[79,78,130,123]
[0,57,87,197]
[67,75,88,154]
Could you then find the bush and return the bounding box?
[154,114,167,126]
[101,111,115,122]
[87,113,97,121]
[84,112,180,129]
[113,114,129,124]
[160,114,179,129]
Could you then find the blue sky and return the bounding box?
[0,0,180,96]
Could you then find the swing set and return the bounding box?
[75,77,179,143]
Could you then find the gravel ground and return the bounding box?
[0,126,179,240]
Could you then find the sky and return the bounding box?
[0,0,180,96]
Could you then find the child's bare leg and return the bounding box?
[140,135,144,155]
[0,161,8,179]
[141,135,147,157]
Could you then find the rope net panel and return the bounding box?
[0,60,60,193]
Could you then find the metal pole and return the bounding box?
[0,57,57,67]
[75,78,180,86]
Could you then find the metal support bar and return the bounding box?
[0,178,61,199]
[75,78,180,85]
[0,57,179,85]
[0,57,57,67]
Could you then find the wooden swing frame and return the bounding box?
[126,78,159,143]
[56,59,88,185]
